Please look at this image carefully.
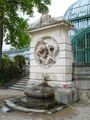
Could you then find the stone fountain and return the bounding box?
[5,13,79,113]
[5,73,57,112]
[24,73,56,109]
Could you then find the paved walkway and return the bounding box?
[0,89,90,120]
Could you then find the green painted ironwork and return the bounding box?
[71,27,90,63]
[64,0,90,63]
[64,0,90,20]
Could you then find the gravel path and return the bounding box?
[0,89,90,120]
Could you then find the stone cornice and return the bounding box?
[30,20,73,33]
[29,14,73,33]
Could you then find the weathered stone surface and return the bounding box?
[73,64,90,90]
[25,14,79,106]
[28,14,73,89]
[1,89,90,120]
[55,89,79,104]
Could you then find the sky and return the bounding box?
[49,0,75,17]
[29,0,77,23]
[3,0,77,51]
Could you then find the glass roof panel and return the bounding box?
[64,0,90,19]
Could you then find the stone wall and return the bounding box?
[27,23,73,88]
[73,63,90,100]
[73,63,90,89]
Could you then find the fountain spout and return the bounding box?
[41,73,49,87]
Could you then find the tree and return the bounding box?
[0,0,51,64]
[14,55,25,68]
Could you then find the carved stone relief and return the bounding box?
[35,37,59,68]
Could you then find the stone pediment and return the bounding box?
[30,13,73,31]
[35,14,56,27]
[30,13,65,29]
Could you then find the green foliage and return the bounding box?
[0,55,26,86]
[0,0,51,49]
[0,0,51,85]
[14,55,25,68]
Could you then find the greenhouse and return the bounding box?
[64,0,90,63]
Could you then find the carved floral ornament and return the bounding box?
[35,37,59,68]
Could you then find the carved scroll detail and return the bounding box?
[35,37,59,68]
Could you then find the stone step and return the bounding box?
[15,82,27,85]
[9,87,26,91]
[18,78,29,81]
[17,81,28,84]
[9,86,26,91]
[22,77,30,79]
[9,76,29,91]
[16,78,29,82]
[11,84,27,88]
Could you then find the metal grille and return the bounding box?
[72,27,90,63]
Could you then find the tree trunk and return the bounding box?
[0,7,3,65]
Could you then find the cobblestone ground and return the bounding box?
[0,89,90,120]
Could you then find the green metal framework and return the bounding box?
[71,27,90,63]
[64,2,90,36]
[65,0,90,20]
[64,0,90,63]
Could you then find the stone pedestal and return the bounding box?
[55,88,79,104]
[27,14,79,104]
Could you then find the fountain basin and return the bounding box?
[4,98,66,114]
[24,84,56,109]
